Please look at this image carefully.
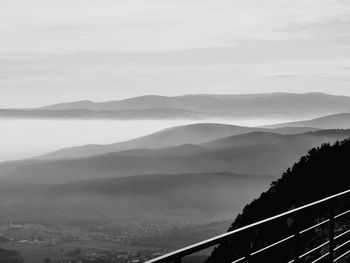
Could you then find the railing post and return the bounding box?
[293,231,300,263]
[293,215,301,263]
[244,241,252,263]
[329,205,335,263]
[244,231,253,263]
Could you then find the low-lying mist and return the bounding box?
[0,173,271,223]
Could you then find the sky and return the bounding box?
[1,0,350,107]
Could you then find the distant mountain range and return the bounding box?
[33,112,350,161]
[2,92,350,225]
[39,123,319,160]
[1,92,350,120]
[1,129,350,222]
[1,129,349,184]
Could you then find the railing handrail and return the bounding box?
[146,188,350,263]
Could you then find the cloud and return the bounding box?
[1,34,349,73]
[1,0,350,52]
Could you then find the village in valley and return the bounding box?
[0,219,174,263]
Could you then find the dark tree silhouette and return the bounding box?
[206,139,350,262]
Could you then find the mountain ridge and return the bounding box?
[36,123,320,160]
[1,92,348,121]
[37,92,350,110]
[1,129,349,184]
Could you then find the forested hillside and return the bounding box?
[206,138,350,262]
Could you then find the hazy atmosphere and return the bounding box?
[1,1,350,263]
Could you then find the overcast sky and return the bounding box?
[1,0,350,107]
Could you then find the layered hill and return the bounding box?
[0,129,349,184]
[39,123,319,160]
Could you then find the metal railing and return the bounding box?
[146,189,350,263]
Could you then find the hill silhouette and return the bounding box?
[38,123,273,160]
[38,123,318,160]
[1,129,349,184]
[206,138,350,262]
